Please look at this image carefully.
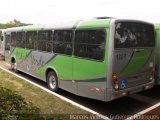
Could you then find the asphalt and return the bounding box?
[0,56,160,120]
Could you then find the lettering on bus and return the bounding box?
[116,53,127,60]
[26,55,45,67]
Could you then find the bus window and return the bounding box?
[5,34,10,50]
[17,32,25,48]
[11,32,16,47]
[53,30,73,55]
[26,31,37,49]
[74,29,105,61]
[38,30,52,52]
[1,36,3,41]
[115,22,155,48]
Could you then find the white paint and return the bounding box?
[0,0,160,24]
[0,66,110,120]
[125,102,160,120]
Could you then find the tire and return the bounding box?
[47,71,58,92]
[11,59,18,72]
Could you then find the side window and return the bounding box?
[53,30,73,55]
[74,29,106,61]
[1,36,4,41]
[38,30,52,52]
[11,32,16,47]
[26,31,37,49]
[5,34,11,50]
[17,32,25,48]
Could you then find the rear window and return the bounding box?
[115,22,155,48]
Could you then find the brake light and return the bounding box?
[112,73,119,90]
[112,73,118,79]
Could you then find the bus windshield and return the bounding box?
[114,22,155,48]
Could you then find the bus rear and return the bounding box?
[107,20,155,101]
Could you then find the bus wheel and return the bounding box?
[47,71,58,92]
[11,60,18,72]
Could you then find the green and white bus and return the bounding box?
[0,29,2,55]
[0,29,10,57]
[5,19,155,101]
[0,29,6,56]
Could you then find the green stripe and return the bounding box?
[63,77,106,82]
[78,19,110,29]
[23,25,42,31]
[120,49,151,75]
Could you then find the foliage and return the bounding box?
[0,19,32,29]
[0,69,88,119]
[0,87,40,119]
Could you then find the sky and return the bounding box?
[0,0,160,24]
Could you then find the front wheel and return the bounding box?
[47,71,58,92]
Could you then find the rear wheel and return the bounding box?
[47,71,58,92]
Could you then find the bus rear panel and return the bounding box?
[107,20,155,101]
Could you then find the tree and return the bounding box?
[0,19,32,29]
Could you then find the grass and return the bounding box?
[0,69,89,115]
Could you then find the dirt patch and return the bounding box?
[6,79,23,90]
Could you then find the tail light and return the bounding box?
[112,73,119,90]
[112,73,118,79]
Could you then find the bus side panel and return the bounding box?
[5,47,30,64]
[43,55,76,94]
[77,80,106,101]
[72,28,109,101]
[8,47,76,94]
[11,49,76,94]
[19,50,55,80]
[73,58,107,101]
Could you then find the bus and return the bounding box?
[0,29,6,56]
[0,29,10,57]
[154,23,160,85]
[5,19,155,102]
[0,29,2,54]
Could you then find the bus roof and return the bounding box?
[78,19,111,29]
[23,25,43,31]
[43,19,111,30]
[6,26,24,32]
[43,21,79,30]
[5,18,154,32]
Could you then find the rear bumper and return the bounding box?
[106,81,154,102]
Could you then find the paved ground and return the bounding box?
[0,55,160,120]
[144,106,160,120]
